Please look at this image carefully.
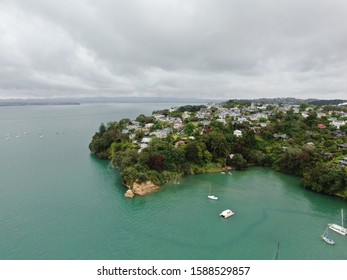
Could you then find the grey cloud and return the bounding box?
[1,0,347,99]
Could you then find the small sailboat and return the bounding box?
[208,184,218,200]
[321,226,335,245]
[173,178,180,185]
[328,209,347,236]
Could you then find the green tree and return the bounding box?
[300,103,309,111]
[118,118,131,129]
[274,146,314,176]
[203,131,230,160]
[246,149,267,166]
[232,153,248,170]
[302,163,347,194]
[99,122,106,135]
[185,142,199,163]
[135,114,155,124]
[184,122,195,135]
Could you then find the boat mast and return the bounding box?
[273,242,280,260]
[342,209,344,228]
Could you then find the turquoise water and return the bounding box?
[0,104,346,260]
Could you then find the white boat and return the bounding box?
[219,209,234,218]
[321,226,335,245]
[208,184,218,200]
[328,209,347,236]
[173,178,180,185]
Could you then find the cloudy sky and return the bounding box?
[1,0,347,100]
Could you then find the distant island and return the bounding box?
[0,99,80,106]
[89,99,347,198]
[0,96,209,106]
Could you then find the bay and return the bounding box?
[0,104,346,260]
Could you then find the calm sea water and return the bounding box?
[0,103,346,260]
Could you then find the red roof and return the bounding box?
[317,124,326,129]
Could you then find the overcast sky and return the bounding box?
[1,0,347,100]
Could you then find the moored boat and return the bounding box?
[321,226,335,245]
[328,209,347,236]
[219,209,234,218]
[208,184,218,200]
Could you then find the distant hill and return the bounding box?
[229,98,347,106]
[1,96,346,107]
[306,99,347,106]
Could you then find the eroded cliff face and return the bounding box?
[124,181,160,198]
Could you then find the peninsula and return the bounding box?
[89,99,347,198]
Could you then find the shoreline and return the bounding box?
[120,164,346,199]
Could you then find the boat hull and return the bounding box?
[328,223,347,236]
[321,235,335,245]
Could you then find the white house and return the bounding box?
[138,137,152,153]
[150,128,171,139]
[233,130,242,137]
[173,120,183,129]
[153,114,168,121]
[182,111,190,119]
[317,112,327,118]
[217,118,226,125]
[139,143,148,149]
[145,123,154,129]
[141,137,151,143]
[237,117,248,123]
[331,120,346,129]
[339,157,347,167]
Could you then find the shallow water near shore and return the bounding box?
[0,104,346,260]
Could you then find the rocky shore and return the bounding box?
[124,181,160,198]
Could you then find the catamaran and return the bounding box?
[328,209,347,236]
[219,209,234,218]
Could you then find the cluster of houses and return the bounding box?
[122,102,347,162]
